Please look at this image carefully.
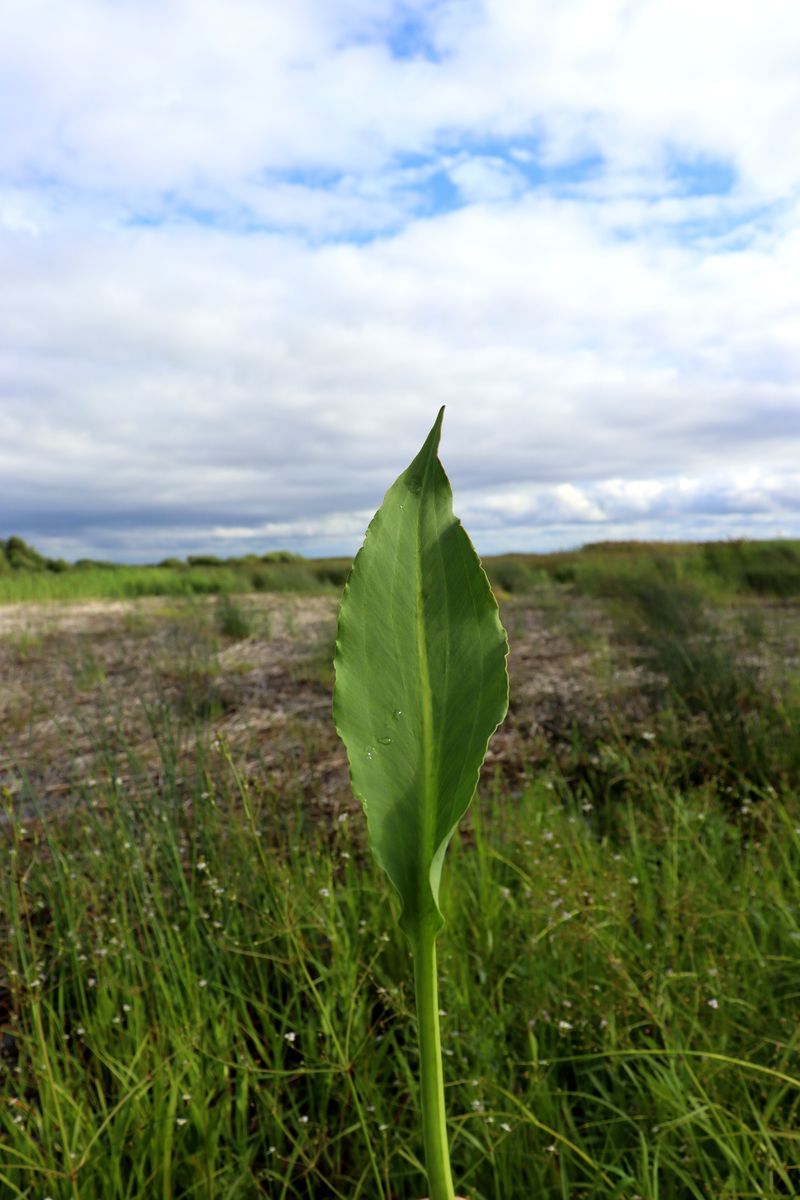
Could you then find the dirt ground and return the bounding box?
[1,590,644,823]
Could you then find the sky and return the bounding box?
[2,0,800,563]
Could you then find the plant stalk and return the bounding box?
[412,927,455,1200]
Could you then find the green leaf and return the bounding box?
[333,407,509,940]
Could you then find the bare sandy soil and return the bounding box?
[11,588,795,824]
[0,590,636,823]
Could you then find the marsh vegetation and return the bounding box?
[2,543,800,1197]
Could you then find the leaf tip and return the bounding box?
[403,408,447,494]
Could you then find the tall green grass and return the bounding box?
[489,538,800,600]
[0,563,336,604]
[3,567,800,1196]
[3,539,800,605]
[2,738,799,1198]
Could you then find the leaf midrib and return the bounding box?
[414,454,437,926]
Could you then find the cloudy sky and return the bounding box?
[2,0,800,562]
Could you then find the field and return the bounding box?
[2,547,800,1198]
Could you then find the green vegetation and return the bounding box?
[3,533,800,606]
[488,537,800,600]
[2,535,800,1197]
[334,410,509,1200]
[215,594,254,640]
[2,726,800,1197]
[0,539,348,604]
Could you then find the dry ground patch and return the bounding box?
[1,590,635,821]
[2,587,798,827]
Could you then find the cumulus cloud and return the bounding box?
[1,0,799,559]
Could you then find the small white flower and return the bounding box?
[198,979,208,988]
[318,887,330,898]
[176,1118,188,1126]
[284,1032,297,1043]
[558,1020,573,1032]
[500,1122,512,1133]
[299,1115,309,1124]
[707,998,719,1009]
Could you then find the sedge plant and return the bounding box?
[333,407,509,1200]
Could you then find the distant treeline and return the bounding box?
[0,536,307,574]
[2,534,800,603]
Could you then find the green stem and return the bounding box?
[412,927,455,1200]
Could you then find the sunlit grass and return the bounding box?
[2,743,799,1198]
[0,563,335,604]
[2,577,800,1197]
[3,537,800,604]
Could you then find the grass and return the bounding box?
[0,562,338,605]
[2,756,800,1198]
[2,574,800,1197]
[3,537,800,605]
[215,595,254,640]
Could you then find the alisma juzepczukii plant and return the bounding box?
[333,408,509,1200]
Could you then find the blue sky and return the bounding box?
[1,0,800,562]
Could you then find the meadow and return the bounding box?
[2,540,800,1198]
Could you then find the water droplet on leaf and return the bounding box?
[378,736,392,745]
[392,709,403,721]
[365,745,376,760]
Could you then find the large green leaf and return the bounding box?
[333,408,509,940]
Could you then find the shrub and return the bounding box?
[4,535,47,570]
[216,594,252,638]
[187,554,225,567]
[261,550,305,563]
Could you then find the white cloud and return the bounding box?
[2,185,800,556]
[2,0,799,204]
[448,156,527,203]
[1,1,800,557]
